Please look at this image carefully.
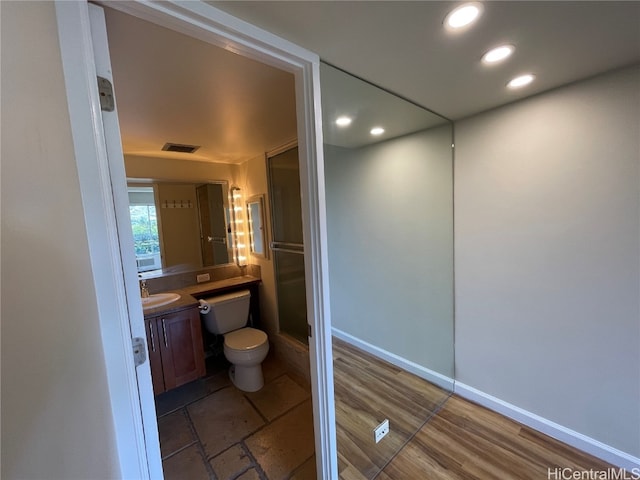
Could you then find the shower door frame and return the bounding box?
[267,142,310,343]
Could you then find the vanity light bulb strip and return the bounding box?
[230,187,248,267]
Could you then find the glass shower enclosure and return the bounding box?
[267,146,309,344]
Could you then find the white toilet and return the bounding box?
[200,290,269,392]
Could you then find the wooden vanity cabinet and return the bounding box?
[145,306,205,395]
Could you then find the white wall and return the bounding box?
[325,126,454,377]
[1,2,120,478]
[455,65,640,457]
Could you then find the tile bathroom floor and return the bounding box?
[155,353,316,480]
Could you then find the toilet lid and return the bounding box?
[225,328,267,350]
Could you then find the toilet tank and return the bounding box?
[201,290,251,334]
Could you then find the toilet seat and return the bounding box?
[224,327,267,351]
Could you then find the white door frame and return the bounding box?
[55,1,337,478]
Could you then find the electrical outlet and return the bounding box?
[374,419,389,443]
[196,273,210,283]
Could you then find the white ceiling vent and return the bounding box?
[161,142,200,154]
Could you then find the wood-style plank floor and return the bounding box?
[378,395,614,480]
[333,337,450,479]
[333,337,616,480]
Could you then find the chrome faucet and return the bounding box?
[140,280,150,298]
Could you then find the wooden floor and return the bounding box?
[378,395,614,480]
[333,337,450,479]
[333,337,615,480]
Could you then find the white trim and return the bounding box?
[56,1,336,478]
[104,1,316,72]
[87,4,164,478]
[55,2,150,478]
[332,328,454,391]
[298,59,338,479]
[454,382,640,471]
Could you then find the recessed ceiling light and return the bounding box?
[444,2,483,31]
[482,44,515,64]
[507,73,535,89]
[370,127,385,136]
[335,116,352,127]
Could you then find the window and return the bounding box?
[128,186,161,273]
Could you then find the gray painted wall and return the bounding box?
[325,125,455,377]
[454,65,640,456]
[1,2,120,478]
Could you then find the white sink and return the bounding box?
[141,292,181,311]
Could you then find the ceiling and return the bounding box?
[104,7,298,165]
[213,1,640,120]
[320,63,448,148]
[104,2,640,165]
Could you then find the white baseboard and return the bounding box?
[454,381,640,471]
[331,327,454,391]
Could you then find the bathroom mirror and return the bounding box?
[321,62,454,478]
[196,182,232,267]
[127,179,233,275]
[247,194,268,258]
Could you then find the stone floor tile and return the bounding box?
[162,444,210,480]
[236,468,261,480]
[246,374,310,421]
[155,370,230,416]
[157,409,196,458]
[290,455,317,480]
[188,387,265,457]
[245,400,315,479]
[210,444,252,480]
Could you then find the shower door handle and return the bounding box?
[271,242,304,254]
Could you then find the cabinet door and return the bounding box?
[145,317,165,395]
[158,308,206,390]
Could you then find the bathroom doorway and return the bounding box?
[100,5,318,476]
[58,1,336,477]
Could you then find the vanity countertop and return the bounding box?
[142,275,261,318]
